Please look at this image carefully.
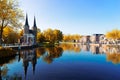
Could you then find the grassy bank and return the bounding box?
[38,42,60,47]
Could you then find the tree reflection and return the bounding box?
[36,47,46,58]
[107,53,120,64]
[106,46,120,64]
[0,56,16,66]
[1,65,22,80]
[1,66,9,79]
[60,43,81,52]
[7,73,22,80]
[43,47,63,64]
[0,54,17,80]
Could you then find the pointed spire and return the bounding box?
[24,65,27,79]
[24,61,28,79]
[25,13,29,27]
[33,16,37,27]
[32,63,36,75]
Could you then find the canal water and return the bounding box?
[1,44,120,80]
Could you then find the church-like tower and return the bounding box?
[32,16,37,44]
[24,14,29,34]
[22,14,37,45]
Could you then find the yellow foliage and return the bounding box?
[0,0,23,44]
[63,34,81,42]
[60,43,81,52]
[106,53,120,64]
[43,47,63,64]
[19,29,23,37]
[37,32,45,43]
[3,27,19,44]
[43,28,63,43]
[106,29,120,40]
[3,27,13,37]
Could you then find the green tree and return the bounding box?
[0,0,23,45]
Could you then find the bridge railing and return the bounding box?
[2,43,20,47]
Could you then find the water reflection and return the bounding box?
[60,43,81,52]
[60,43,120,64]
[105,46,120,64]
[1,44,120,80]
[0,47,64,80]
[0,56,16,66]
[20,49,37,79]
[0,56,21,80]
[1,66,22,80]
[43,47,63,63]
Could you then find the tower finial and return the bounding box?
[25,13,29,27]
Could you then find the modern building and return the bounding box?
[80,35,91,44]
[20,14,37,45]
[80,34,104,44]
[90,34,104,44]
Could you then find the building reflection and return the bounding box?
[90,45,101,54]
[80,44,120,54]
[17,45,120,68]
[79,44,120,64]
[80,44,90,52]
[63,44,120,64]
[20,49,37,79]
[18,47,63,79]
[1,44,120,79]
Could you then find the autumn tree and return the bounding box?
[53,29,63,43]
[43,28,55,43]
[19,29,23,37]
[37,32,45,43]
[3,27,19,44]
[43,28,63,44]
[63,34,81,42]
[0,0,23,45]
[106,29,120,40]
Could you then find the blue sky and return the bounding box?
[19,0,120,35]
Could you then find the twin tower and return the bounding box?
[22,14,37,45]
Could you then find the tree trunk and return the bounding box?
[0,31,2,45]
[0,33,1,45]
[0,20,4,45]
[0,28,3,46]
